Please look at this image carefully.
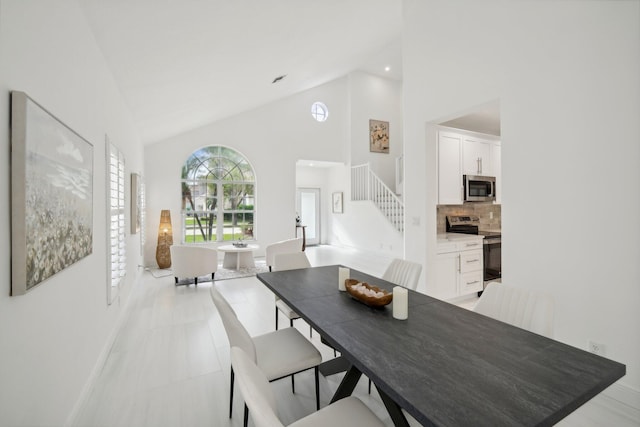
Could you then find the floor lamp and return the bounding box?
[156,210,173,269]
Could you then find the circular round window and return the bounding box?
[311,102,328,122]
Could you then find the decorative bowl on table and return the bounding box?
[232,241,248,248]
[345,278,393,308]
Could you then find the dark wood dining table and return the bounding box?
[256,265,626,427]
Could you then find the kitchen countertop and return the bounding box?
[437,233,484,244]
[479,228,501,234]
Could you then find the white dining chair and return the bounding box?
[473,281,555,338]
[382,258,423,290]
[231,346,386,427]
[273,252,312,333]
[367,258,423,393]
[210,287,322,426]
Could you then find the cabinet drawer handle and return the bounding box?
[465,242,479,247]
[466,259,479,263]
[467,280,480,285]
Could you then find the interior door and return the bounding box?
[296,188,320,246]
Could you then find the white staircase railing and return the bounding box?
[351,163,404,233]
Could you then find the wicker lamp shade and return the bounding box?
[156,210,173,269]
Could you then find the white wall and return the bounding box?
[144,72,405,266]
[349,71,403,189]
[295,162,404,257]
[295,72,405,257]
[0,1,144,426]
[403,0,640,400]
[325,164,404,258]
[143,78,350,264]
[331,72,404,258]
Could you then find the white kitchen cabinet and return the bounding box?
[434,249,460,300]
[434,236,484,301]
[459,248,484,294]
[463,136,492,176]
[437,131,463,204]
[437,129,501,205]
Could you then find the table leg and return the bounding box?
[318,355,350,377]
[327,361,411,427]
[296,226,307,251]
[376,385,410,427]
[330,365,362,403]
[223,252,237,269]
[222,250,256,270]
[301,226,306,251]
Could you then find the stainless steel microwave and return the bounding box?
[464,175,496,202]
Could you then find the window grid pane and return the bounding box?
[181,147,255,243]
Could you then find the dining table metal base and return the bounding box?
[330,364,409,427]
[378,387,411,427]
[318,356,350,377]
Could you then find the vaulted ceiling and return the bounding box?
[79,0,403,144]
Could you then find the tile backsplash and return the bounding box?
[437,204,501,233]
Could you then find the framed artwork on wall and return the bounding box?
[131,173,142,234]
[369,119,389,153]
[10,91,94,295]
[332,191,343,213]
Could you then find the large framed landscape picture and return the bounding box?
[11,91,93,295]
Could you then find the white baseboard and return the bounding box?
[64,269,144,426]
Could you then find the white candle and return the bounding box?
[393,286,408,320]
[338,267,349,291]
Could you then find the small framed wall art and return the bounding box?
[332,192,343,213]
[369,119,389,153]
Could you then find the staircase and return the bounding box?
[351,163,404,233]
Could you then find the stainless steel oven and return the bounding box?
[446,215,501,295]
[482,233,501,284]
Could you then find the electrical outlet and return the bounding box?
[588,340,606,356]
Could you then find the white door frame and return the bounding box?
[296,187,320,246]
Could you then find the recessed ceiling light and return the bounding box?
[384,66,391,72]
[272,74,287,84]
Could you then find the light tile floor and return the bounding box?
[73,245,638,427]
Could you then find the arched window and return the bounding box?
[181,146,255,243]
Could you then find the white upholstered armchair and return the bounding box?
[265,238,303,271]
[170,245,218,285]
